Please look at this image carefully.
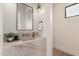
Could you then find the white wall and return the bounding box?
[0,4,3,56]
[3,4,17,33]
[41,4,53,56]
[54,3,79,55]
[3,3,53,56]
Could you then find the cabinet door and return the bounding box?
[3,45,20,56]
[3,39,47,56]
[3,45,37,56]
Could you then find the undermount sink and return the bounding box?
[20,38,34,41]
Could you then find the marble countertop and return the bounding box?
[3,37,46,48]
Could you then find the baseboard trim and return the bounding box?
[55,45,79,56]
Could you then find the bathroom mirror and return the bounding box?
[65,3,79,18]
[17,3,33,31]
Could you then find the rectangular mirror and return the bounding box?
[17,3,33,31]
[65,3,79,18]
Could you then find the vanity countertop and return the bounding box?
[3,37,46,48]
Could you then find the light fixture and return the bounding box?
[37,3,41,12]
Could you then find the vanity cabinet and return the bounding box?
[3,38,47,56]
[3,44,39,56]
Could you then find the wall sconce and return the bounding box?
[37,3,41,12]
[37,3,44,14]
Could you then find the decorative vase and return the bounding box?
[7,37,13,42]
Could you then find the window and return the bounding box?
[65,3,79,18]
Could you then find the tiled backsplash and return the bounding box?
[3,32,40,42]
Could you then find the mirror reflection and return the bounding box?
[17,3,33,30]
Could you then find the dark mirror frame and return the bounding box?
[16,3,33,31]
[65,3,79,18]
